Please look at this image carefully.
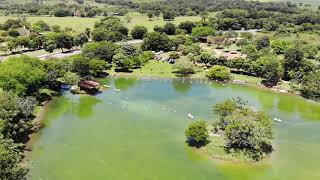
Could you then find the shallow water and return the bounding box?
[28,77,320,180]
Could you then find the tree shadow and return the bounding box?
[186,138,210,148]
[114,68,133,73]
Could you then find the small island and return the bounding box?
[185,98,273,162]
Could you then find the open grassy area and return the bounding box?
[107,60,205,78]
[119,12,201,31]
[0,16,101,32]
[0,12,200,32]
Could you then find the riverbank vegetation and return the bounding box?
[185,98,273,162]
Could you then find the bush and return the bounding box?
[206,65,231,82]
[162,22,176,35]
[139,51,155,64]
[82,41,119,63]
[299,72,320,101]
[169,52,180,59]
[191,27,215,38]
[131,26,147,39]
[112,53,131,71]
[173,59,195,76]
[141,32,172,51]
[57,72,80,85]
[185,120,209,147]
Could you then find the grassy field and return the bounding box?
[120,12,201,31]
[108,60,205,78]
[0,16,101,32]
[0,12,201,32]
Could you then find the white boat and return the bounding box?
[114,89,121,92]
[187,113,194,119]
[103,85,111,88]
[273,118,282,122]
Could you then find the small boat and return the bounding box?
[114,89,120,92]
[103,85,111,88]
[273,118,282,122]
[187,113,194,119]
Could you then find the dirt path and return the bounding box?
[37,50,82,60]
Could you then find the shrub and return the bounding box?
[191,27,215,38]
[173,59,195,76]
[185,120,209,147]
[169,52,180,59]
[131,26,147,39]
[206,65,231,82]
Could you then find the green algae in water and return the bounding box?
[28,78,320,180]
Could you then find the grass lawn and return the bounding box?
[119,12,201,31]
[0,16,101,32]
[0,12,200,32]
[231,73,262,85]
[107,60,205,78]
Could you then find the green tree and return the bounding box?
[162,22,176,35]
[82,41,119,63]
[147,11,154,20]
[89,59,108,76]
[0,90,18,120]
[191,27,215,38]
[92,17,128,42]
[32,20,50,32]
[74,33,89,47]
[271,40,292,54]
[299,72,320,101]
[284,48,304,80]
[141,32,172,51]
[72,55,90,76]
[224,109,273,161]
[131,26,147,39]
[213,99,237,121]
[213,99,273,161]
[206,65,231,82]
[199,52,214,64]
[185,120,209,147]
[0,56,45,95]
[178,21,195,34]
[112,53,131,71]
[163,11,175,20]
[17,96,37,119]
[57,71,80,85]
[173,59,195,76]
[44,40,56,53]
[0,136,27,180]
[253,55,284,86]
[54,32,75,52]
[255,36,270,50]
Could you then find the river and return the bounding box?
[27,77,320,180]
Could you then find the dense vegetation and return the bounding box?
[185,98,273,161]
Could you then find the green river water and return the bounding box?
[28,77,320,180]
